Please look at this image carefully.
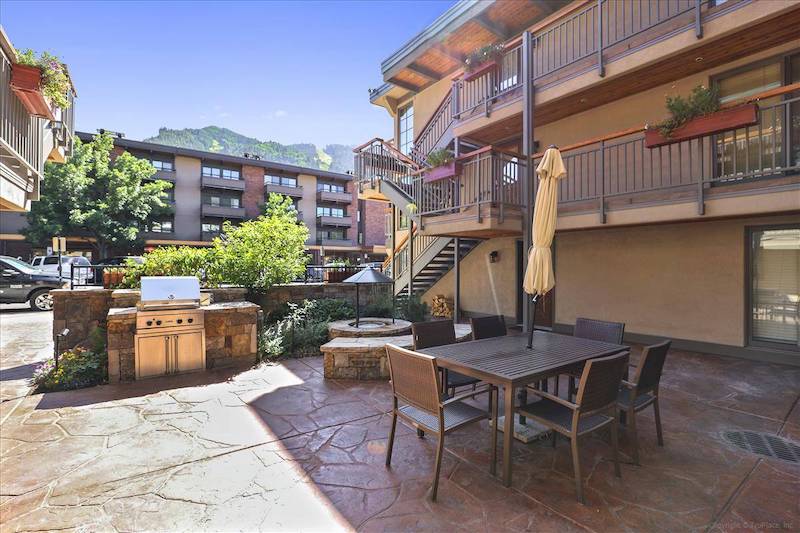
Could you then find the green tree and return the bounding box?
[217,194,309,291]
[24,132,172,258]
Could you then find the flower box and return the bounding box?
[463,60,497,82]
[10,63,56,120]
[645,104,759,148]
[424,161,462,182]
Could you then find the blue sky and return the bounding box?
[2,0,454,146]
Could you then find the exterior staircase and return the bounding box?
[384,233,480,296]
[355,86,479,299]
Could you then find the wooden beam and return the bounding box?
[405,63,441,80]
[388,77,424,93]
[432,43,465,64]
[474,13,509,39]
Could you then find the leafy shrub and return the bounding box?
[657,85,720,137]
[306,298,355,322]
[362,293,428,322]
[15,49,72,109]
[121,194,307,291]
[120,246,221,288]
[427,149,454,168]
[33,346,107,393]
[362,295,395,318]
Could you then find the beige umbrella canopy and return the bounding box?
[524,147,566,345]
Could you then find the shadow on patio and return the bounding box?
[1,348,798,531]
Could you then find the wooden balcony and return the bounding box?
[316,190,352,203]
[266,183,303,198]
[201,176,246,191]
[316,215,352,227]
[201,204,246,218]
[411,91,800,235]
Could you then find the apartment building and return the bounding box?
[356,0,800,365]
[0,27,75,212]
[0,133,386,263]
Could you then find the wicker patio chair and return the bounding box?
[470,315,507,340]
[564,318,626,399]
[384,343,496,501]
[412,320,479,396]
[618,340,671,465]
[518,351,628,504]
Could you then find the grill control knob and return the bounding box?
[156,320,162,326]
[188,318,193,323]
[146,320,153,326]
[177,319,183,324]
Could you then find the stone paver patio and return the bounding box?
[1,339,798,532]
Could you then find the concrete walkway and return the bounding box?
[0,306,53,402]
[0,324,798,531]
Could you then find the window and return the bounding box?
[398,104,414,156]
[398,213,409,230]
[43,256,59,265]
[316,206,345,218]
[202,192,241,208]
[202,165,241,180]
[152,160,174,172]
[163,189,175,202]
[202,222,221,233]
[265,175,297,187]
[714,53,800,180]
[317,182,345,193]
[146,219,173,233]
[749,226,800,349]
[318,229,346,241]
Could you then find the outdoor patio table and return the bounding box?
[417,331,628,487]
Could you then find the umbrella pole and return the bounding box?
[527,294,539,349]
[355,284,360,328]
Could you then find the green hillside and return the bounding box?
[144,126,354,173]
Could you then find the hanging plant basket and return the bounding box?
[424,160,462,182]
[10,64,56,120]
[463,60,497,82]
[645,104,758,148]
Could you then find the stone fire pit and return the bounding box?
[322,323,472,380]
[328,317,411,338]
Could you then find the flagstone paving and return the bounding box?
[0,344,798,532]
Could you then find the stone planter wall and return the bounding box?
[249,282,390,318]
[106,301,259,383]
[53,287,251,349]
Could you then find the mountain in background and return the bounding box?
[144,126,354,173]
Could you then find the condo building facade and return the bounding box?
[0,132,387,263]
[356,0,800,365]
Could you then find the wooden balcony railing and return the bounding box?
[390,230,438,279]
[547,93,800,219]
[454,43,522,119]
[412,147,525,217]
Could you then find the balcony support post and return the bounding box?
[599,140,606,224]
[521,30,535,335]
[408,221,414,297]
[695,0,703,39]
[391,206,398,285]
[597,0,605,77]
[454,237,461,323]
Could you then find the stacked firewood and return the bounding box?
[431,295,453,318]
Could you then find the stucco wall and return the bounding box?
[554,214,800,346]
[173,156,202,241]
[297,173,317,242]
[422,237,520,320]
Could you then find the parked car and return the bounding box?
[0,256,66,311]
[32,255,92,284]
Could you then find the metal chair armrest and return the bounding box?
[527,388,578,410]
[620,379,637,389]
[441,384,494,406]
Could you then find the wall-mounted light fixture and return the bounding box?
[489,251,499,263]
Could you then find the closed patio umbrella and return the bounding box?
[523,146,566,348]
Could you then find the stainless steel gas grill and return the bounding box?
[134,277,206,379]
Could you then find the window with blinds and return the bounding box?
[750,227,800,348]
